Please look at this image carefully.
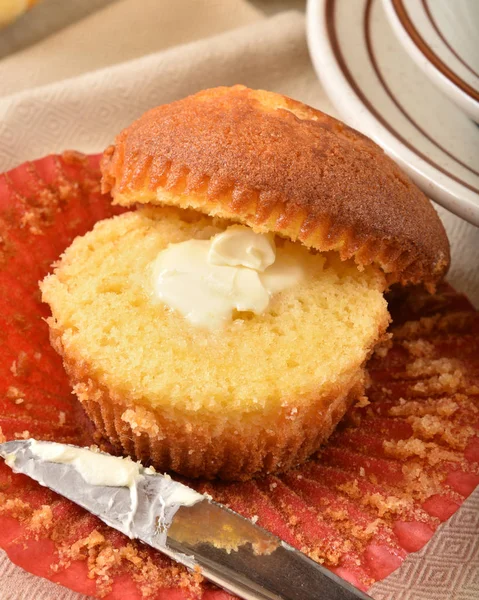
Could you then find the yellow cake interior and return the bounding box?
[41,206,389,421]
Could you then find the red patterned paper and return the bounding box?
[0,153,478,599]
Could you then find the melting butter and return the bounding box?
[208,226,276,271]
[29,440,141,487]
[4,441,205,544]
[151,225,305,329]
[29,441,143,531]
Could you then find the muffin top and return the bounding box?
[101,85,450,289]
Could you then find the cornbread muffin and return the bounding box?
[41,86,450,480]
[42,207,389,479]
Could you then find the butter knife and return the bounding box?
[0,440,372,600]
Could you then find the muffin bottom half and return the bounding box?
[41,206,390,480]
[51,326,366,480]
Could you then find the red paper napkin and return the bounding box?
[1,153,478,599]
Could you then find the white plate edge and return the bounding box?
[306,0,479,227]
[381,0,479,122]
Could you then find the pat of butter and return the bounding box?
[151,225,305,329]
[208,226,276,271]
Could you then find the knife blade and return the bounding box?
[0,440,372,600]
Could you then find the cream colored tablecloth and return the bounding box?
[0,1,477,599]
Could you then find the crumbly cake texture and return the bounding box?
[0,154,478,599]
[40,206,389,480]
[101,85,450,289]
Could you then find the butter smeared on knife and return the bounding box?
[0,440,372,600]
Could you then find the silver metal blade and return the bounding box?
[1,440,372,600]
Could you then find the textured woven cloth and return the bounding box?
[0,1,477,598]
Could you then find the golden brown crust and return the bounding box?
[101,85,450,288]
[49,324,368,481]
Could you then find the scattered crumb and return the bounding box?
[412,371,465,395]
[374,337,392,358]
[389,397,459,418]
[9,352,31,378]
[0,496,32,519]
[324,508,348,522]
[362,492,411,518]
[406,357,462,378]
[355,396,370,408]
[337,479,361,499]
[29,505,53,534]
[383,438,462,466]
[393,312,473,340]
[7,386,23,399]
[402,339,434,358]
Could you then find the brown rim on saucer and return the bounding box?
[324,0,479,195]
[391,0,479,102]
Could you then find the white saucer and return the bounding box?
[382,0,479,122]
[307,0,479,226]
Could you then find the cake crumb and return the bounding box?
[362,492,410,518]
[29,505,53,534]
[9,352,31,378]
[324,508,348,521]
[383,438,462,466]
[355,396,370,408]
[402,339,434,358]
[337,479,361,499]
[374,338,392,358]
[121,407,161,438]
[406,356,460,376]
[7,386,23,399]
[412,371,465,395]
[389,397,459,418]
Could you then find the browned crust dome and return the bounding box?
[101,85,450,288]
